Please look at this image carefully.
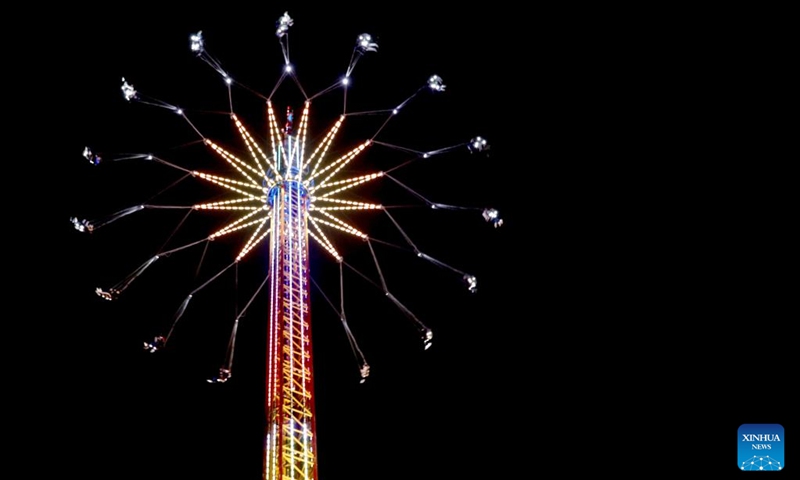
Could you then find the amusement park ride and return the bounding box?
[71,12,503,479]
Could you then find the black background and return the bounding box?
[22,3,796,478]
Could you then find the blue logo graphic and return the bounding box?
[738,424,784,471]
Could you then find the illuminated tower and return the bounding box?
[74,13,502,480]
[263,105,317,479]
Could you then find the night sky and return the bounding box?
[54,7,524,480]
[45,5,794,479]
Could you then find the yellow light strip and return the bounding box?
[267,103,285,183]
[298,101,310,172]
[193,171,262,199]
[196,205,262,211]
[236,219,270,261]
[193,197,264,209]
[310,140,371,188]
[231,113,274,179]
[312,205,381,211]
[305,115,345,176]
[308,220,342,261]
[312,197,383,209]
[209,210,266,238]
[311,211,367,239]
[204,139,262,183]
[196,172,259,190]
[314,172,384,197]
[267,101,279,163]
[313,172,383,189]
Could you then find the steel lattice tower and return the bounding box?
[264,106,318,480]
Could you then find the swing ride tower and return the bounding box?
[264,105,318,480]
[74,12,503,480]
